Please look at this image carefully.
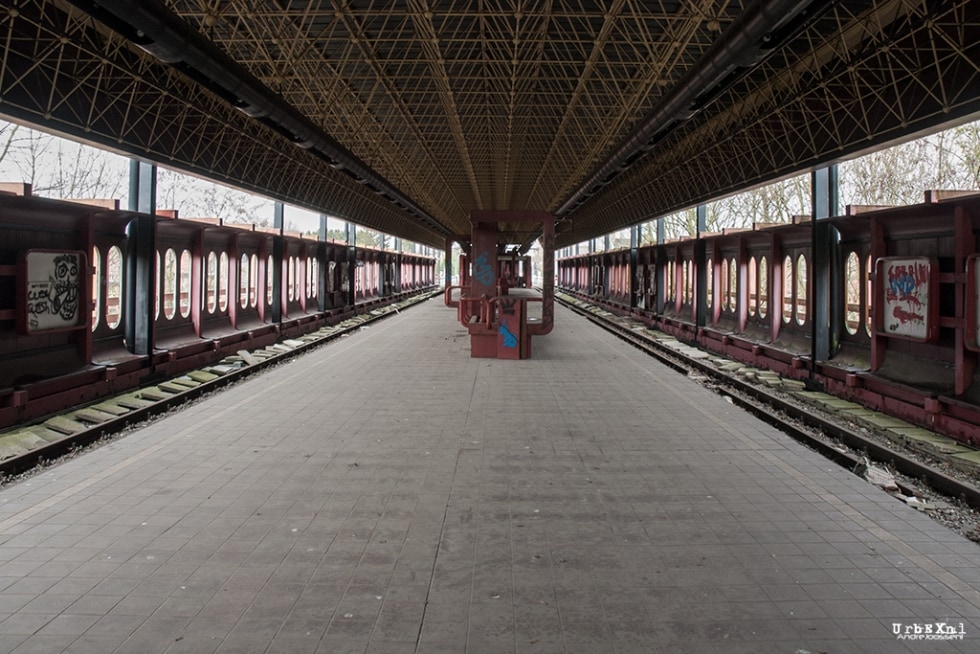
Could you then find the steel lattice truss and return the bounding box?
[566,0,980,245]
[0,0,978,248]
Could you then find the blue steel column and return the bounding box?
[378,234,387,298]
[695,205,708,328]
[629,225,639,310]
[574,243,580,291]
[345,222,357,308]
[603,234,611,300]
[655,219,666,314]
[393,238,402,293]
[271,203,284,323]
[811,166,840,370]
[125,160,156,357]
[588,238,595,296]
[318,215,328,311]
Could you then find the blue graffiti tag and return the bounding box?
[473,251,495,286]
[499,320,518,348]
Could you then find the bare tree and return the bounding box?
[6,127,52,190]
[5,115,977,254]
[725,174,810,224]
[638,221,657,246]
[0,122,20,165]
[50,140,128,199]
[840,140,927,206]
[943,122,980,189]
[0,121,128,199]
[660,199,745,241]
[839,122,980,206]
[628,122,979,246]
[156,167,275,226]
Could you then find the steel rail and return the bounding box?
[558,295,980,511]
[0,291,441,481]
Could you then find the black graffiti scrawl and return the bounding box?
[25,251,82,332]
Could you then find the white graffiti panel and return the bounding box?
[24,250,84,333]
[880,256,932,341]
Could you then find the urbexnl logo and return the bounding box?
[893,622,966,641]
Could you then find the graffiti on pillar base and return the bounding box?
[499,319,518,348]
[499,297,517,316]
[473,251,494,286]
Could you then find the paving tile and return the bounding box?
[35,612,101,636]
[0,612,55,635]
[60,635,125,654]
[0,301,978,653]
[114,616,191,654]
[8,634,77,654]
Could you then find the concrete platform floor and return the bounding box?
[0,298,978,653]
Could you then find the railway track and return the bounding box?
[6,288,978,538]
[0,291,441,482]
[557,293,980,520]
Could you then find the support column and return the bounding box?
[393,238,402,293]
[602,252,610,300]
[954,208,976,394]
[318,215,329,311]
[811,165,840,373]
[468,220,499,358]
[587,238,595,295]
[274,202,285,233]
[271,203,285,322]
[378,234,387,298]
[629,225,639,310]
[345,222,357,308]
[655,219,666,315]
[695,205,708,328]
[129,161,156,215]
[470,223,497,298]
[125,160,156,357]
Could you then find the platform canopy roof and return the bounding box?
[1,0,978,247]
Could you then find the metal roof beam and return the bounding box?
[557,0,824,217]
[65,0,451,236]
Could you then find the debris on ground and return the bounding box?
[854,456,899,492]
